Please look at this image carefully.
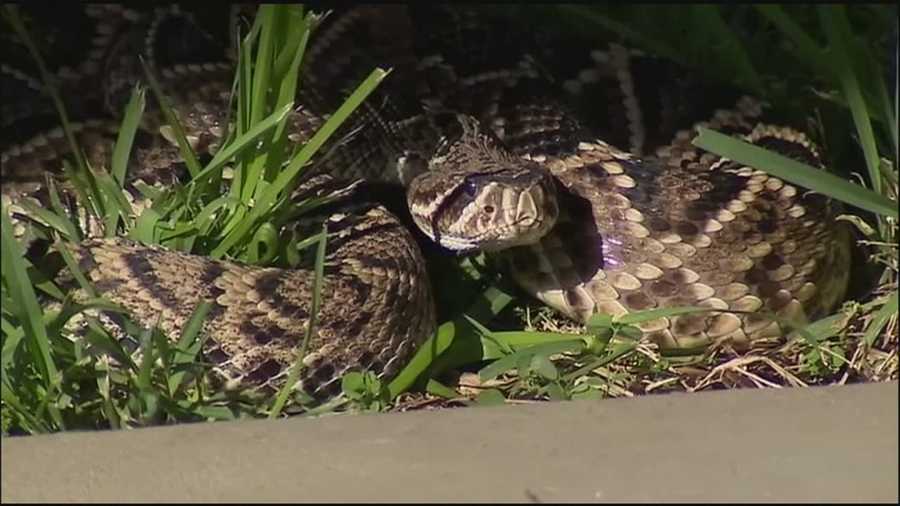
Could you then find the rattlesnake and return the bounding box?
[1,5,852,400]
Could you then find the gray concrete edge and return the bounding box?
[2,382,898,503]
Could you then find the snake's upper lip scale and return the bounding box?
[514,215,543,228]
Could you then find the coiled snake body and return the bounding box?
[1,5,852,400]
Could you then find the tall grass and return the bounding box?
[0,5,388,433]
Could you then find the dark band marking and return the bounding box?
[199,261,227,321]
[245,358,282,385]
[252,270,310,323]
[123,250,181,311]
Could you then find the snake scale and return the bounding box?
[1,5,853,400]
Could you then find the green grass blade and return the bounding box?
[272,8,308,78]
[191,102,293,186]
[102,80,144,233]
[81,321,139,373]
[44,297,124,346]
[130,208,163,244]
[0,211,58,388]
[425,379,460,399]
[167,301,212,395]
[387,285,514,399]
[754,5,830,77]
[17,199,79,242]
[111,84,147,186]
[863,292,898,347]
[690,5,764,94]
[269,223,328,417]
[789,315,834,346]
[94,172,135,237]
[246,223,279,264]
[480,331,588,358]
[1,380,51,434]
[236,24,253,139]
[211,68,389,259]
[239,6,279,202]
[262,12,312,182]
[135,325,157,394]
[61,159,107,226]
[1,317,26,371]
[139,57,203,178]
[41,177,83,242]
[53,241,96,298]
[819,6,885,197]
[479,340,585,382]
[615,306,720,325]
[561,341,638,382]
[386,324,455,400]
[693,127,898,219]
[249,5,277,128]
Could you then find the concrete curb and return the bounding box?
[2,382,897,502]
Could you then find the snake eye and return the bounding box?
[462,178,479,197]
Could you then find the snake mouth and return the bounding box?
[478,217,550,252]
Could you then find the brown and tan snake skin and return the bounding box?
[1,5,853,400]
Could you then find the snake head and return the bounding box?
[406,115,559,253]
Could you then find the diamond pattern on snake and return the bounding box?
[1,5,853,400]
